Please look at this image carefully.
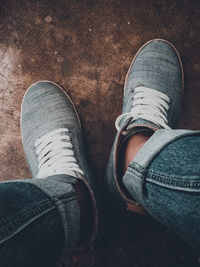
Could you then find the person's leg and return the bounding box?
[0,181,64,267]
[0,176,93,267]
[122,132,153,172]
[0,80,99,265]
[122,133,200,253]
[105,39,200,252]
[105,38,184,214]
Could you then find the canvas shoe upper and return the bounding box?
[105,39,184,214]
[21,80,99,249]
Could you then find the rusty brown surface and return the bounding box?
[0,0,200,266]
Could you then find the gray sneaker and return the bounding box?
[105,39,184,214]
[21,80,98,246]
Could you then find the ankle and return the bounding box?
[123,131,153,173]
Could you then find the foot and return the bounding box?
[105,39,183,214]
[21,80,98,247]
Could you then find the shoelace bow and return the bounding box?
[35,128,84,178]
[115,86,171,132]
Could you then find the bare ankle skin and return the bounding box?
[123,132,153,173]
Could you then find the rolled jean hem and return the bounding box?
[122,129,200,207]
[6,174,81,256]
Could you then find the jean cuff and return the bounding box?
[9,175,81,256]
[123,129,200,207]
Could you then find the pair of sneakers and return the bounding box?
[21,39,183,249]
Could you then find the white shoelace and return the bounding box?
[35,128,84,179]
[115,86,171,132]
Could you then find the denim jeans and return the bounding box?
[1,130,200,266]
[0,175,81,267]
[123,129,200,253]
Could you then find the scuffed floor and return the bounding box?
[0,0,200,266]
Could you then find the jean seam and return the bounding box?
[127,165,146,177]
[147,170,200,188]
[0,201,55,240]
[53,192,77,203]
[128,162,146,173]
[0,199,52,226]
[0,206,56,245]
[147,170,200,180]
[55,196,77,207]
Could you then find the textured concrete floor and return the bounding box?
[0,0,200,266]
